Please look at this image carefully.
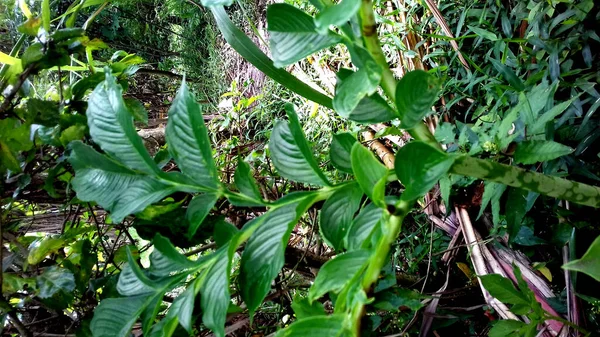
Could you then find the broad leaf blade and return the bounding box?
[269,105,330,186]
[210,6,333,108]
[200,248,231,337]
[166,81,219,189]
[351,142,388,205]
[274,314,348,337]
[346,202,383,251]
[87,73,158,174]
[36,266,75,298]
[229,159,264,206]
[479,274,529,306]
[149,234,197,277]
[186,193,219,237]
[513,140,573,165]
[330,132,357,173]
[267,3,342,67]
[395,70,440,129]
[563,235,600,281]
[308,250,370,302]
[394,141,455,200]
[69,142,178,222]
[91,295,153,337]
[314,0,360,34]
[320,182,363,250]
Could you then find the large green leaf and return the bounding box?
[479,274,529,306]
[269,105,330,186]
[69,142,179,222]
[36,266,75,298]
[86,73,158,175]
[210,6,333,108]
[563,235,600,281]
[348,93,397,124]
[395,70,440,129]
[330,132,357,173]
[351,142,388,205]
[320,182,363,250]
[314,0,360,34]
[346,202,383,251]
[200,248,231,337]
[308,250,370,302]
[513,140,573,165]
[166,80,219,189]
[333,63,382,118]
[274,314,348,337]
[228,159,264,206]
[239,195,316,315]
[394,141,455,201]
[91,295,154,337]
[149,234,198,277]
[267,3,342,68]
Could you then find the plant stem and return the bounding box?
[358,0,439,149]
[450,155,600,208]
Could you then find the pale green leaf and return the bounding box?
[514,140,573,165]
[314,0,360,34]
[267,3,342,67]
[166,81,219,189]
[308,250,370,302]
[269,105,330,186]
[87,73,158,175]
[274,314,348,337]
[320,182,363,250]
[28,237,66,265]
[291,296,326,320]
[394,141,455,200]
[563,235,600,281]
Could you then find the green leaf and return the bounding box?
[210,6,333,108]
[240,196,315,316]
[314,0,360,34]
[488,320,528,337]
[334,64,382,117]
[291,296,326,320]
[394,141,455,200]
[348,93,397,124]
[69,142,178,222]
[200,0,233,6]
[200,248,231,337]
[269,105,330,186]
[166,80,219,189]
[36,267,75,298]
[531,98,577,134]
[149,234,197,277]
[513,140,573,165]
[267,3,342,68]
[505,188,527,240]
[186,193,219,237]
[346,202,382,251]
[308,250,370,302]
[351,143,388,205]
[467,25,498,41]
[563,235,600,281]
[42,0,50,32]
[91,294,154,337]
[230,159,264,206]
[330,133,357,173]
[479,274,529,306]
[320,182,363,250]
[87,73,158,175]
[28,237,66,265]
[395,70,440,129]
[478,181,506,224]
[124,98,148,125]
[172,278,200,333]
[275,315,348,337]
[490,58,525,91]
[373,288,424,312]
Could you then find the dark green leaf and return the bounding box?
[334,64,382,117]
[478,181,506,224]
[479,274,529,306]
[200,248,231,337]
[467,25,498,41]
[267,4,342,67]
[513,140,573,165]
[240,196,315,316]
[69,142,178,222]
[314,0,360,34]
[320,182,363,250]
[490,58,525,91]
[563,235,600,281]
[395,70,440,129]
[351,142,388,205]
[269,105,330,186]
[91,294,154,337]
[230,159,264,206]
[505,188,527,240]
[348,93,396,124]
[373,288,424,311]
[291,296,326,320]
[330,133,356,173]
[308,250,370,302]
[87,73,158,175]
[186,193,219,237]
[166,80,219,189]
[394,141,455,200]
[149,234,197,277]
[210,6,333,108]
[36,267,75,298]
